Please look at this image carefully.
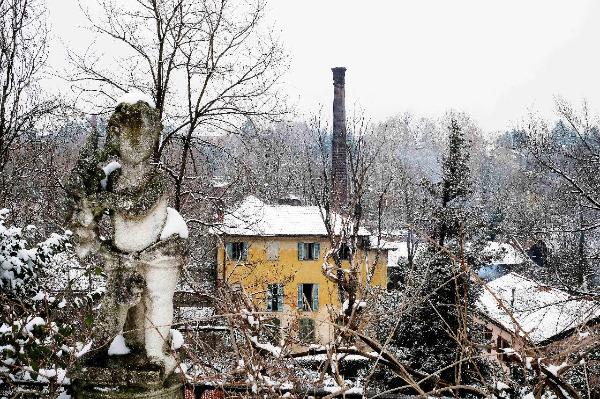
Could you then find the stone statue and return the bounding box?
[66,95,189,397]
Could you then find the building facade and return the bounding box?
[215,196,388,346]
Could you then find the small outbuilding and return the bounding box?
[476,272,600,362]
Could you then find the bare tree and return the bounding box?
[526,98,600,288]
[0,0,60,196]
[69,0,288,210]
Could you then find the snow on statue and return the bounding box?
[65,94,189,382]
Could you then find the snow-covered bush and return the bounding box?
[0,209,79,396]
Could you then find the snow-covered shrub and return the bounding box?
[0,209,79,395]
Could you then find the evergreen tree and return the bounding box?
[392,116,477,387]
[437,117,471,246]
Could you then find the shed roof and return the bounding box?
[477,272,600,344]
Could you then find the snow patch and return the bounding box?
[250,336,282,357]
[482,242,524,265]
[25,317,45,332]
[578,331,590,339]
[75,341,93,358]
[546,362,568,376]
[100,161,121,190]
[116,91,155,108]
[170,328,184,350]
[160,207,189,240]
[32,291,46,301]
[241,309,259,328]
[108,332,131,356]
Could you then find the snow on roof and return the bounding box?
[482,242,525,265]
[387,246,408,267]
[368,237,400,250]
[375,240,426,267]
[218,196,370,237]
[477,272,600,344]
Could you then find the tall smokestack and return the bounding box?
[331,67,348,211]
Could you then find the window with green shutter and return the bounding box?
[297,283,318,311]
[297,242,305,260]
[298,242,320,260]
[312,243,320,260]
[312,283,319,310]
[267,283,284,312]
[225,241,248,261]
[266,241,279,260]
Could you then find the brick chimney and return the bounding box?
[331,67,348,211]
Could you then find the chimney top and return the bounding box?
[331,67,346,85]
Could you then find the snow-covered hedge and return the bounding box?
[0,209,77,395]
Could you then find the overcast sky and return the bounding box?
[49,0,600,132]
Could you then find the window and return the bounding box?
[496,336,510,361]
[338,243,351,260]
[225,242,248,261]
[298,242,320,260]
[298,318,315,343]
[266,241,279,260]
[297,283,319,311]
[266,283,284,312]
[483,328,493,353]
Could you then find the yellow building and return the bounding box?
[216,196,388,346]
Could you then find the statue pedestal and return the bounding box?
[71,355,183,399]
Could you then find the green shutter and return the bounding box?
[266,284,273,311]
[297,284,304,310]
[312,284,319,311]
[242,242,249,260]
[312,243,320,260]
[277,284,284,312]
[225,242,233,259]
[298,242,305,260]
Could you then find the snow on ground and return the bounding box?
[160,207,189,240]
[477,272,600,343]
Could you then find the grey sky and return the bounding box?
[49,0,600,132]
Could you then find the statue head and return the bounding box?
[106,101,162,165]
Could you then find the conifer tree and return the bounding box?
[392,116,475,385]
[438,117,471,246]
